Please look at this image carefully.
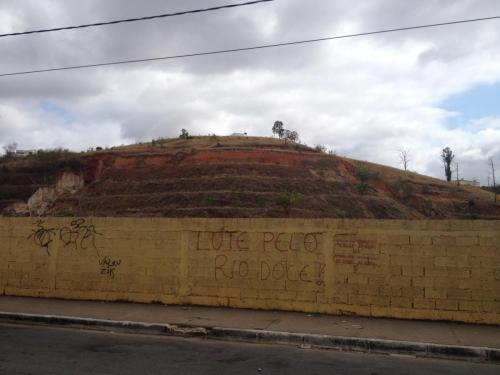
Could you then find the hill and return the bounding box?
[1,136,499,219]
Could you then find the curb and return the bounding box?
[1,312,499,363]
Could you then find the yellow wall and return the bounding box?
[1,218,499,324]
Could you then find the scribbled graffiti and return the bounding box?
[99,256,122,279]
[27,220,56,255]
[335,254,376,266]
[334,237,377,251]
[28,218,102,256]
[59,219,102,254]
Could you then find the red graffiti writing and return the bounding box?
[335,254,376,266]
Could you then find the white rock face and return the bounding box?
[55,171,84,194]
[27,187,58,215]
[27,172,84,215]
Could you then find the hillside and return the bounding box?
[1,136,499,219]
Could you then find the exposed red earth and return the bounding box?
[1,136,499,219]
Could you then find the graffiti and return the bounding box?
[28,218,102,256]
[263,232,322,253]
[335,237,377,251]
[260,261,326,286]
[59,218,102,254]
[27,220,56,255]
[335,254,376,266]
[214,255,249,280]
[208,231,326,287]
[99,256,122,279]
[214,255,326,287]
[196,231,249,251]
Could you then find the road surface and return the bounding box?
[0,323,497,374]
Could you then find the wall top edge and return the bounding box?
[2,217,500,231]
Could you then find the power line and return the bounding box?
[1,14,499,78]
[0,0,274,38]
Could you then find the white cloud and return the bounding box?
[0,0,500,184]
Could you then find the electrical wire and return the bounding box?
[1,14,499,77]
[0,0,274,38]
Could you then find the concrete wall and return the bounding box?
[1,218,499,324]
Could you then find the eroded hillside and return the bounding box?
[1,136,499,219]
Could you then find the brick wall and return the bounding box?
[1,218,499,324]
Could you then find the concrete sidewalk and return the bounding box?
[1,296,499,361]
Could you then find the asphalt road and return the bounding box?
[0,323,498,375]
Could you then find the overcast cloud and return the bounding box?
[1,0,500,183]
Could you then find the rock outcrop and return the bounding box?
[27,171,84,216]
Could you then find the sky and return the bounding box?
[0,0,499,184]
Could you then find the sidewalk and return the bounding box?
[1,295,499,361]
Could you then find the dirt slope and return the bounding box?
[2,136,499,219]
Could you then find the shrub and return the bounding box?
[355,168,378,182]
[205,196,216,206]
[275,191,303,215]
[335,207,347,217]
[355,183,370,194]
[402,183,414,198]
[392,178,414,198]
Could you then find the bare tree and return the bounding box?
[2,142,18,157]
[455,162,459,187]
[488,157,497,203]
[398,149,411,172]
[441,147,454,182]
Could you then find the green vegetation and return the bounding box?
[354,167,378,195]
[335,207,347,217]
[392,178,414,199]
[272,121,299,143]
[355,182,370,194]
[275,191,303,215]
[205,196,217,206]
[355,168,378,182]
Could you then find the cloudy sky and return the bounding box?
[1,0,500,184]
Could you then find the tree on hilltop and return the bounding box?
[272,121,284,139]
[179,129,190,139]
[272,121,299,143]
